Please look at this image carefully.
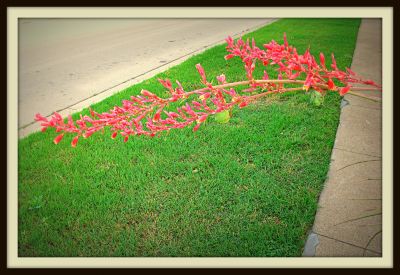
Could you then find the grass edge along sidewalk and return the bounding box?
[18,18,361,257]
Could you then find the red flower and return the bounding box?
[225,36,234,47]
[130,96,144,105]
[158,78,173,90]
[34,113,48,122]
[71,136,79,147]
[239,102,248,108]
[339,86,351,96]
[289,71,301,80]
[153,110,161,121]
[364,80,378,86]
[319,52,325,68]
[83,130,95,138]
[193,123,201,132]
[263,71,269,80]
[224,54,235,60]
[53,134,64,145]
[303,74,313,91]
[197,115,208,123]
[195,63,207,83]
[327,79,335,90]
[331,53,338,70]
[141,90,158,98]
[283,32,289,49]
[346,67,356,76]
[216,74,226,84]
[199,92,211,101]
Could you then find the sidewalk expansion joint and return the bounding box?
[345,178,382,186]
[313,231,382,255]
[363,230,382,256]
[336,159,381,172]
[346,198,382,201]
[347,104,382,111]
[334,212,381,226]
[333,147,382,158]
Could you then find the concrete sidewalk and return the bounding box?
[303,19,382,257]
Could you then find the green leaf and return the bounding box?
[214,110,231,124]
[310,90,324,106]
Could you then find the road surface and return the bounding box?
[18,18,275,136]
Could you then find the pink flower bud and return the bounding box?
[199,92,211,101]
[239,102,248,108]
[53,134,64,145]
[237,37,244,47]
[263,71,269,80]
[193,123,201,132]
[130,96,144,105]
[339,86,351,96]
[224,54,235,60]
[84,130,95,138]
[68,115,74,127]
[166,112,179,119]
[283,32,288,49]
[197,115,208,123]
[331,53,338,70]
[327,79,335,90]
[35,113,48,122]
[153,109,162,121]
[192,101,203,109]
[320,52,325,68]
[289,71,301,80]
[225,36,234,46]
[216,74,226,84]
[158,78,172,90]
[169,95,180,102]
[195,63,207,83]
[71,136,79,147]
[346,67,356,76]
[54,112,63,121]
[364,80,377,86]
[141,90,156,98]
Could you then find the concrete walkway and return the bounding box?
[18,18,275,138]
[303,19,382,257]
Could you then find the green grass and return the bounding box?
[18,18,361,257]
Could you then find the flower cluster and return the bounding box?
[35,34,381,147]
[224,33,380,95]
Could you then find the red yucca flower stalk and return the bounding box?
[35,33,381,147]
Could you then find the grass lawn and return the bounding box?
[18,18,361,257]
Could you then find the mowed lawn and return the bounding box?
[18,18,361,256]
